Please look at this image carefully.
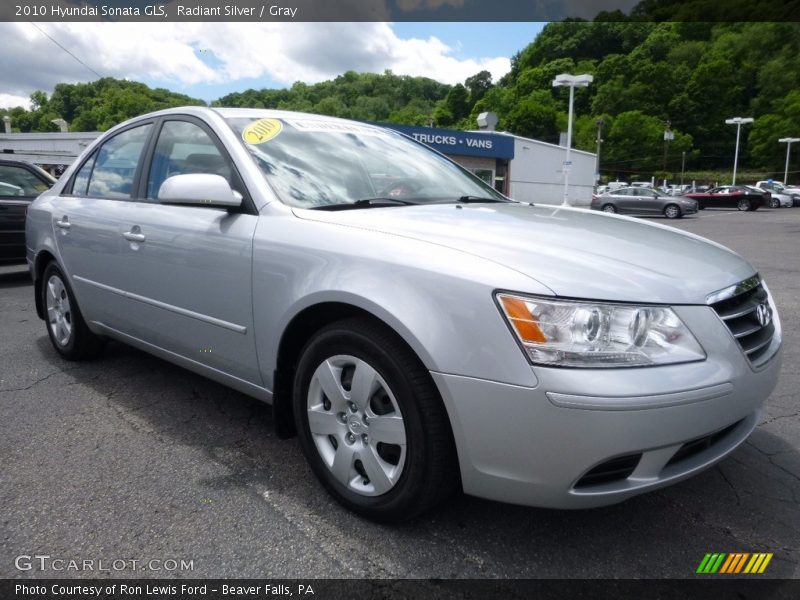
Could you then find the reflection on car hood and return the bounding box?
[294,203,755,304]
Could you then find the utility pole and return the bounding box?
[680,151,686,185]
[595,119,604,186]
[663,120,673,173]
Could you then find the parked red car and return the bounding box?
[683,185,768,211]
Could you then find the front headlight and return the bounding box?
[496,292,706,368]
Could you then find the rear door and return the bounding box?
[0,163,53,263]
[52,121,155,328]
[114,117,261,385]
[637,189,663,215]
[615,188,639,213]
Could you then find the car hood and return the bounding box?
[294,203,755,304]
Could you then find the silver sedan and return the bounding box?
[591,186,698,218]
[26,108,781,521]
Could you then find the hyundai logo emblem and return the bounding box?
[756,302,772,327]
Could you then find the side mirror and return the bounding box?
[157,174,242,208]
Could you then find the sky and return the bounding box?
[0,22,545,110]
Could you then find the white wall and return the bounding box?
[507,136,595,206]
[0,132,99,166]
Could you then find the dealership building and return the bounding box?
[380,123,597,206]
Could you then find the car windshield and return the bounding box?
[226,116,506,208]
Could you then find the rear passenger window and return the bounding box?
[86,124,152,199]
[147,121,233,200]
[71,150,97,197]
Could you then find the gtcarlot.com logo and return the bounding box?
[15,554,194,572]
[696,552,773,574]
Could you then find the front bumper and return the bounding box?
[432,304,782,508]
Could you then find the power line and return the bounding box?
[29,22,103,79]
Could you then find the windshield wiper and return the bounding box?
[456,195,507,203]
[314,198,417,211]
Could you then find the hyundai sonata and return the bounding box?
[26,108,782,521]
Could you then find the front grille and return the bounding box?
[575,453,641,488]
[709,280,775,363]
[665,420,742,468]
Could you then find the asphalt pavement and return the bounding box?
[1,206,798,580]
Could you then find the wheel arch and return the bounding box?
[271,300,437,439]
[33,249,58,320]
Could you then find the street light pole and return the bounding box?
[552,73,593,206]
[725,117,753,185]
[662,120,673,173]
[595,119,604,185]
[681,151,686,185]
[779,137,800,184]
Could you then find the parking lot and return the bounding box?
[1,206,798,580]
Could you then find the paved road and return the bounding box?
[1,206,798,580]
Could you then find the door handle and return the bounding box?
[123,230,146,243]
[55,216,70,229]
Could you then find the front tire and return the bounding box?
[769,197,780,209]
[42,262,102,360]
[293,317,457,522]
[664,204,681,219]
[737,198,750,211]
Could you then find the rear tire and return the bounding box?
[769,197,780,209]
[601,204,617,214]
[41,262,103,360]
[293,317,458,522]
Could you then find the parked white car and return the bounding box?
[748,186,790,208]
[756,181,800,206]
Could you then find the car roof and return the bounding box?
[95,106,395,141]
[123,105,382,127]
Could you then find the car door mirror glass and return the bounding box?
[157,173,242,208]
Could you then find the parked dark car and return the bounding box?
[590,186,697,219]
[0,159,56,264]
[683,185,768,211]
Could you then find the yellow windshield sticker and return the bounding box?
[242,118,283,144]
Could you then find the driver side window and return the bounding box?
[147,120,234,200]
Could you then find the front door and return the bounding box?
[115,118,261,386]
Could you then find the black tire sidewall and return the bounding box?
[41,261,99,360]
[292,324,436,519]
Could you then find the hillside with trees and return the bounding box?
[479,20,800,179]
[3,18,799,180]
[0,78,204,133]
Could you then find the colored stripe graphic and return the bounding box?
[696,554,713,573]
[699,553,774,574]
[734,553,750,573]
[697,553,727,573]
[719,554,736,573]
[759,553,773,573]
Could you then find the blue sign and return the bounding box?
[376,123,514,160]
